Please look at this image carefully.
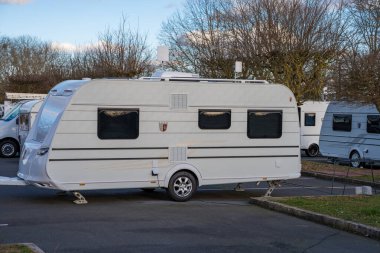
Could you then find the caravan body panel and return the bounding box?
[299,101,329,154]
[19,79,301,191]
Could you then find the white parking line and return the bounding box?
[0,224,8,227]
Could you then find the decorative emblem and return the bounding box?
[159,121,168,132]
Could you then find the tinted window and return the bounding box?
[198,110,231,129]
[333,114,352,132]
[247,111,282,138]
[304,113,316,126]
[367,115,380,134]
[98,109,139,139]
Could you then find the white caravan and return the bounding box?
[319,102,380,167]
[1,78,301,203]
[0,100,31,158]
[18,100,43,149]
[299,101,329,157]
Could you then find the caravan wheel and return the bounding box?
[305,144,319,157]
[0,139,18,158]
[350,151,363,168]
[167,171,197,202]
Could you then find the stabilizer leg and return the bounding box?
[234,183,245,192]
[73,191,88,205]
[264,181,281,197]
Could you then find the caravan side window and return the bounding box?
[198,109,231,129]
[247,111,282,138]
[304,113,316,126]
[367,115,380,134]
[332,114,352,132]
[98,109,139,139]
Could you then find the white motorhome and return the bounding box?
[1,78,301,203]
[299,101,329,157]
[0,100,31,158]
[18,100,43,149]
[319,102,380,167]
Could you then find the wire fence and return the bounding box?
[303,158,380,195]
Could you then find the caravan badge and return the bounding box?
[159,121,168,132]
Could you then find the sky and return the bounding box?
[0,0,184,50]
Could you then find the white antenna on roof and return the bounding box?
[235,61,242,80]
[157,46,169,64]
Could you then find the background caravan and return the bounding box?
[3,78,301,203]
[319,102,380,168]
[299,101,329,157]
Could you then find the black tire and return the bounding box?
[350,151,363,168]
[0,139,19,158]
[305,144,319,157]
[166,171,197,202]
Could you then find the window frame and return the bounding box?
[198,109,231,130]
[367,114,380,134]
[332,114,352,132]
[97,108,140,140]
[304,112,316,127]
[247,110,283,139]
[19,112,30,131]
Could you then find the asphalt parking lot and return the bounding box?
[1,158,380,253]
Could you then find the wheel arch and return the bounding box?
[163,163,202,188]
[0,137,20,151]
[308,142,319,149]
[349,147,363,159]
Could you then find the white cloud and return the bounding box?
[51,42,78,52]
[0,0,31,4]
[51,41,102,52]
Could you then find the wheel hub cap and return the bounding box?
[2,143,15,156]
[174,177,192,197]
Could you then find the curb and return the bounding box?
[250,197,380,241]
[301,171,380,189]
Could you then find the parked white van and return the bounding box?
[2,78,301,202]
[18,100,43,149]
[319,102,380,167]
[0,100,31,158]
[299,101,329,157]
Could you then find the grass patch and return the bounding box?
[276,195,380,228]
[302,161,380,182]
[354,175,380,182]
[0,244,34,253]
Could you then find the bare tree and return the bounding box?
[0,36,64,97]
[331,0,380,108]
[159,0,237,78]
[160,0,347,103]
[90,15,153,78]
